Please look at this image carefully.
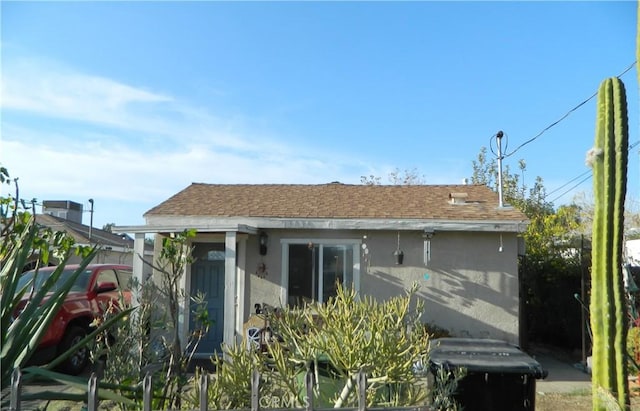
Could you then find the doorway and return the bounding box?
[190,245,225,355]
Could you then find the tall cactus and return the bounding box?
[587,77,630,411]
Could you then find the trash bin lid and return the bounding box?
[429,338,546,378]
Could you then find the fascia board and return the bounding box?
[117,216,528,233]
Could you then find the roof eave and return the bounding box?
[116,216,529,234]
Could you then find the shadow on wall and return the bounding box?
[365,268,519,343]
[430,269,518,315]
[367,267,517,314]
[417,298,518,342]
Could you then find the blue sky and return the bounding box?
[1,1,638,229]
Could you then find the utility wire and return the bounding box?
[547,140,640,204]
[546,170,592,197]
[494,61,637,204]
[549,174,593,204]
[504,61,637,159]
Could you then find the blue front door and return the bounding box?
[190,259,225,355]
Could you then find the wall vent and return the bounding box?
[449,192,468,205]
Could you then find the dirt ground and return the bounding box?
[12,392,640,411]
[19,392,640,411]
[16,369,640,410]
[536,392,640,411]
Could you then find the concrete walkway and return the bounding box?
[531,351,591,394]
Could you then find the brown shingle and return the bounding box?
[36,214,136,246]
[145,183,526,221]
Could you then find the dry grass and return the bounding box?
[536,392,593,411]
[536,388,640,411]
[21,379,640,410]
[28,392,640,411]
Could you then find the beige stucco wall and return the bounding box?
[242,228,520,344]
[148,228,520,352]
[360,230,520,344]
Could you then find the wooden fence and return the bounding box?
[8,368,433,411]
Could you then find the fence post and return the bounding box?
[87,373,98,411]
[251,368,260,411]
[143,372,152,411]
[305,369,314,411]
[199,373,208,411]
[357,369,367,411]
[10,368,21,411]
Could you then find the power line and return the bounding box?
[546,140,640,204]
[492,61,637,204]
[504,61,637,159]
[546,170,592,197]
[548,174,592,204]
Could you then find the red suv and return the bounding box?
[16,263,133,374]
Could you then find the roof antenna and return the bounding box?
[496,131,505,208]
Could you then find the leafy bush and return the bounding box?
[0,173,95,390]
[0,170,133,408]
[186,283,461,410]
[90,229,211,410]
[430,366,466,411]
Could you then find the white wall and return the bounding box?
[626,239,640,265]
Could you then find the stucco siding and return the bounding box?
[245,231,285,313]
[243,229,520,344]
[360,231,519,344]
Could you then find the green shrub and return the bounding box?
[90,230,211,410]
[1,170,133,408]
[186,283,462,410]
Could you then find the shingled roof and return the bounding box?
[145,183,527,222]
[36,213,134,247]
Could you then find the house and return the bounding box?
[116,182,528,357]
[33,200,153,269]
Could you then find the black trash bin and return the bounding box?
[428,338,547,411]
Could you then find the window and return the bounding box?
[18,269,92,293]
[192,243,225,261]
[284,240,358,307]
[96,269,118,289]
[116,269,133,290]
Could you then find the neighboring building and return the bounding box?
[626,238,640,266]
[35,200,152,268]
[116,183,528,357]
[43,200,84,223]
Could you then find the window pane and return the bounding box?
[322,246,340,302]
[288,244,315,307]
[344,247,354,288]
[97,269,118,287]
[117,269,133,290]
[287,242,355,306]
